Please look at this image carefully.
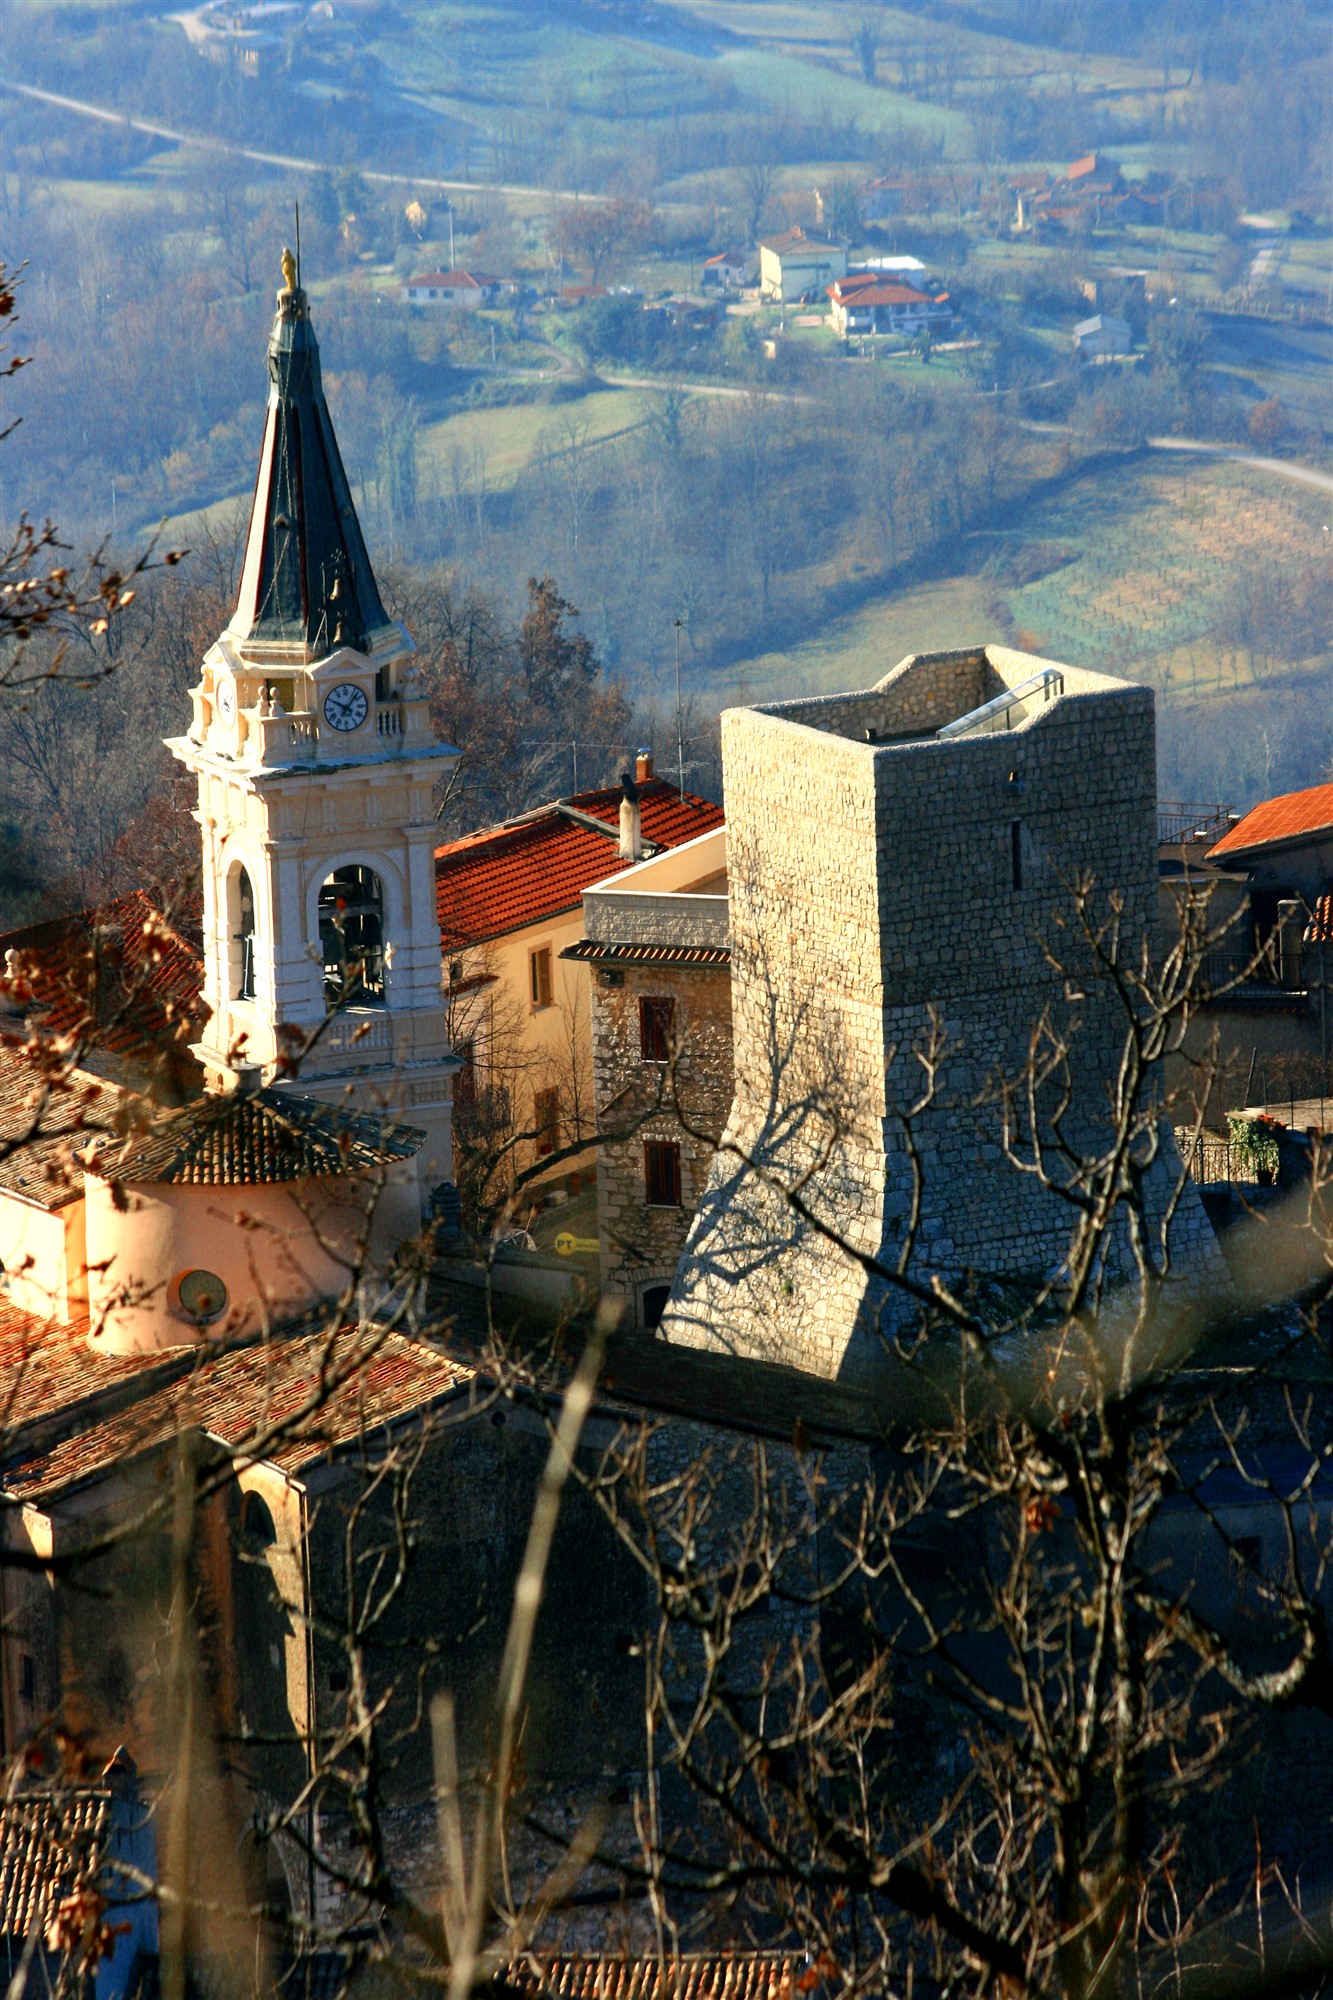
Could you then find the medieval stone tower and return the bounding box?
[662,645,1222,1385]
[167,271,457,1207]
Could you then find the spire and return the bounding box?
[228,261,394,658]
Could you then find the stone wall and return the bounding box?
[664,647,1226,1386]
[590,963,734,1323]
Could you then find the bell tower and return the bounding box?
[167,263,458,1208]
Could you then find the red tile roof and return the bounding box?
[0,1057,139,1210]
[1305,893,1333,945]
[98,1086,423,1186]
[4,1324,476,1502]
[562,939,731,970]
[0,889,205,1074]
[509,1958,796,2000]
[436,781,725,948]
[829,280,937,307]
[0,1784,112,1942]
[1208,782,1333,861]
[0,1302,188,1446]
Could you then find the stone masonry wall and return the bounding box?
[664,648,1226,1386]
[591,964,734,1324]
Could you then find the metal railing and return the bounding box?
[1158,801,1232,846]
[938,667,1064,741]
[1200,945,1306,998]
[1176,1129,1237,1186]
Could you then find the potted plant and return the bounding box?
[1227,1112,1282,1186]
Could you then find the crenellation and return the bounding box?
[661,643,1225,1386]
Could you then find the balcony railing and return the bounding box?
[937,667,1064,741]
[1158,801,1233,846]
[1200,945,1306,999]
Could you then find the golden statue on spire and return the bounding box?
[281,244,297,293]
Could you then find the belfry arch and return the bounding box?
[318,864,386,1009]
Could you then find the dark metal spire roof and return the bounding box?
[229,280,395,658]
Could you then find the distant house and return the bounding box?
[700,250,749,290]
[645,296,723,337]
[402,270,507,310]
[827,276,953,340]
[1016,153,1135,234]
[1080,267,1150,334]
[1073,313,1132,360]
[858,176,905,222]
[758,228,847,304]
[1067,152,1122,187]
[557,284,609,307]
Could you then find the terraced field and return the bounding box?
[714,456,1331,713]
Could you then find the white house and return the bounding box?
[1073,312,1132,361]
[403,270,506,311]
[827,276,953,340]
[700,251,749,291]
[758,229,847,304]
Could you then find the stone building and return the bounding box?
[563,827,732,1328]
[660,645,1224,1385]
[435,758,723,1202]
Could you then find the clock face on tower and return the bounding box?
[323,682,369,733]
[215,677,236,725]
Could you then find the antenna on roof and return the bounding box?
[295,201,302,288]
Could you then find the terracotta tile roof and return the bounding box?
[95,1086,424,1186]
[1208,782,1333,860]
[829,281,937,307]
[1305,893,1333,944]
[436,782,725,948]
[4,1324,476,1502]
[0,888,205,1073]
[0,1057,138,1210]
[509,1957,796,2000]
[562,940,731,970]
[0,1303,188,1451]
[0,1784,111,1943]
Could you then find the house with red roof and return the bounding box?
[1148,782,1333,1133]
[700,250,750,290]
[436,755,724,1203]
[402,270,510,310]
[826,275,953,341]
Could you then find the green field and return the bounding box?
[711,455,1331,712]
[417,387,651,496]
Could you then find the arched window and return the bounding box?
[319,865,386,1010]
[234,866,256,1000]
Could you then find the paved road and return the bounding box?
[1145,434,1333,496]
[1022,419,1333,496]
[0,78,629,202]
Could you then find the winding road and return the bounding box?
[0,77,630,202]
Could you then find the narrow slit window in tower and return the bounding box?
[236,867,256,1000]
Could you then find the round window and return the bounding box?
[176,1269,228,1324]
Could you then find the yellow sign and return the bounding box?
[554,1232,600,1258]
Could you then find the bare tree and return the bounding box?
[733,163,781,249]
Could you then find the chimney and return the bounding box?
[618,769,643,862]
[635,747,654,784]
